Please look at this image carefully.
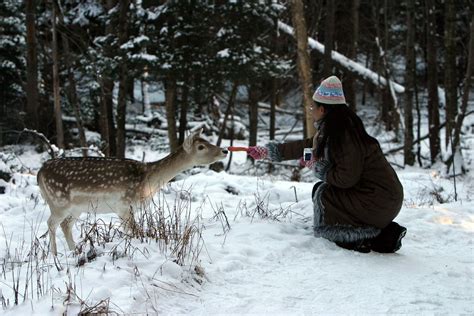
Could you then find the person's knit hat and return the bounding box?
[312,76,346,105]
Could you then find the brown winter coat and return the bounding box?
[276,128,403,230]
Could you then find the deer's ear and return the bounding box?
[183,134,194,153]
[195,127,203,137]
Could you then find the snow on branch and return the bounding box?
[276,20,405,94]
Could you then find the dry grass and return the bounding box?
[1,186,206,313]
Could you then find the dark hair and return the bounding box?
[315,102,379,159]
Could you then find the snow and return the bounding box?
[0,142,473,314]
[217,48,230,58]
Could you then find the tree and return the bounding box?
[322,0,336,78]
[52,0,64,148]
[0,0,25,138]
[56,1,87,156]
[447,13,474,172]
[425,0,441,163]
[444,0,457,148]
[25,0,39,130]
[403,0,415,166]
[116,0,131,158]
[101,0,118,157]
[291,0,315,138]
[345,0,360,110]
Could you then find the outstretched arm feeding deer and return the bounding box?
[37,129,227,255]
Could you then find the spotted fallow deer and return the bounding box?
[37,129,227,255]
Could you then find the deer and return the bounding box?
[37,128,227,255]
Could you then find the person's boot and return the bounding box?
[335,240,371,253]
[370,222,407,253]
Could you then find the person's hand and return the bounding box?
[314,159,332,181]
[247,146,268,160]
[299,157,316,169]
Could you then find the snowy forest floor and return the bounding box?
[1,103,473,314]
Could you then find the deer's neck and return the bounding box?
[145,146,194,191]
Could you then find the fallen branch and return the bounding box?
[273,19,405,94]
[257,102,304,116]
[17,129,59,158]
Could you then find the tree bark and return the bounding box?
[372,2,400,136]
[116,0,131,159]
[100,0,118,157]
[446,14,474,171]
[444,0,457,148]
[425,0,441,163]
[322,0,336,78]
[25,0,39,130]
[179,81,190,145]
[344,0,360,111]
[57,2,87,156]
[216,83,238,147]
[165,77,178,152]
[51,0,64,148]
[100,80,117,157]
[290,0,315,138]
[248,83,259,148]
[270,78,278,141]
[403,0,415,166]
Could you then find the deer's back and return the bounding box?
[38,157,147,208]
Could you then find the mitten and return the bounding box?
[247,146,269,160]
[314,159,332,181]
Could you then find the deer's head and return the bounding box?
[183,128,228,165]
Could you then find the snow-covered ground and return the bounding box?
[0,139,473,314]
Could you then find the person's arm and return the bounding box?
[247,138,313,161]
[319,131,364,188]
[269,138,313,161]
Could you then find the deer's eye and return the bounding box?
[198,145,205,150]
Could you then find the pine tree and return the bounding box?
[0,0,25,134]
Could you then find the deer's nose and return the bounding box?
[222,149,228,155]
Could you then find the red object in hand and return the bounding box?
[228,146,249,152]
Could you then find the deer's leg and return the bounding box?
[47,213,66,256]
[60,215,77,251]
[119,207,137,235]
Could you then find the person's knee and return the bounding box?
[312,181,324,199]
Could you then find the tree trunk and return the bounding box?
[52,0,64,148]
[179,81,189,145]
[372,2,400,136]
[100,0,118,157]
[100,80,117,157]
[216,83,238,147]
[444,0,457,148]
[290,0,315,138]
[446,13,474,172]
[57,2,87,156]
[270,15,280,141]
[414,69,422,167]
[345,0,360,110]
[248,83,259,148]
[403,0,415,166]
[322,0,336,78]
[425,0,441,163]
[116,0,131,159]
[270,78,278,141]
[142,75,151,116]
[25,0,39,130]
[165,77,178,152]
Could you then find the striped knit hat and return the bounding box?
[312,76,346,105]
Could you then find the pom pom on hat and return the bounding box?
[312,76,346,105]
